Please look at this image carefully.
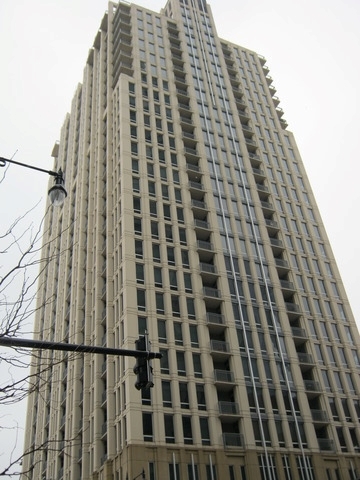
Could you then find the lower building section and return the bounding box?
[93,444,360,480]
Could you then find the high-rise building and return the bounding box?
[22,1,360,479]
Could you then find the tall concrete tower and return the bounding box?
[22,1,360,479]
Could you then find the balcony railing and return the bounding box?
[291,327,307,339]
[318,438,335,451]
[206,312,225,325]
[199,262,217,274]
[280,279,295,290]
[219,401,239,415]
[197,240,213,251]
[223,433,244,448]
[214,369,234,383]
[204,287,221,298]
[191,199,207,210]
[270,238,283,248]
[194,220,209,230]
[297,352,314,365]
[304,380,321,392]
[210,339,229,353]
[311,409,329,423]
[285,302,300,313]
[275,258,289,268]
[188,181,203,190]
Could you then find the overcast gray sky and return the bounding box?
[1,0,360,476]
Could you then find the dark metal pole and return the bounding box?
[0,336,162,359]
[0,156,59,177]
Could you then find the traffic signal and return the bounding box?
[133,335,154,390]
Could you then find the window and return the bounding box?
[151,221,158,239]
[149,200,157,216]
[184,272,192,292]
[167,247,175,265]
[158,319,167,343]
[154,267,162,287]
[152,243,161,262]
[137,289,146,311]
[179,382,189,408]
[187,297,195,319]
[189,325,199,347]
[193,353,202,377]
[134,217,142,234]
[136,263,144,284]
[200,417,210,445]
[133,197,141,213]
[174,322,183,345]
[182,416,193,444]
[165,224,173,242]
[196,384,206,410]
[177,351,186,376]
[156,293,164,314]
[142,412,153,441]
[135,240,143,259]
[164,414,175,443]
[160,349,169,374]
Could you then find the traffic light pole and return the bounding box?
[0,336,162,360]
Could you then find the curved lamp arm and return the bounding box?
[0,156,67,206]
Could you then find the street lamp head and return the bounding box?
[48,168,67,207]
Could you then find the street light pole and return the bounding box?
[0,156,67,206]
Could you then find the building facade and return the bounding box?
[22,1,360,479]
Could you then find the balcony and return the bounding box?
[186,163,201,182]
[191,199,208,218]
[276,107,284,118]
[256,183,269,193]
[245,137,257,147]
[199,262,217,274]
[210,339,230,359]
[265,218,279,235]
[214,369,235,390]
[185,147,199,160]
[285,302,301,318]
[206,312,226,334]
[256,183,270,199]
[318,438,335,452]
[252,167,265,181]
[188,181,204,199]
[311,409,329,424]
[274,258,290,274]
[291,327,308,345]
[304,380,321,397]
[280,279,295,291]
[248,152,261,167]
[269,237,284,255]
[194,220,211,241]
[238,109,250,121]
[272,95,280,106]
[297,352,315,371]
[176,87,188,99]
[170,41,182,53]
[280,118,288,129]
[194,219,210,231]
[218,401,240,418]
[179,101,191,113]
[223,433,244,449]
[197,240,213,252]
[199,262,218,280]
[261,200,275,213]
[174,75,187,86]
[204,287,222,299]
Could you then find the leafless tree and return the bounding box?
[0,164,79,476]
